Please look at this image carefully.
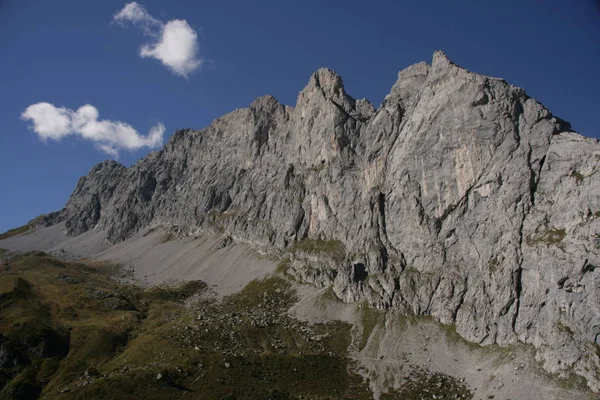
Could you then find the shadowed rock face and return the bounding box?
[61,51,600,390]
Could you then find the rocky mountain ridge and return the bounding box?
[40,51,600,390]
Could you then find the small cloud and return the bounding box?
[113,2,203,78]
[113,1,161,34]
[114,2,156,24]
[21,102,165,158]
[140,20,202,78]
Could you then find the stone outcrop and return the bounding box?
[59,51,600,389]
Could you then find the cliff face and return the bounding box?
[62,51,600,389]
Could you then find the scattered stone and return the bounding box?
[217,236,233,249]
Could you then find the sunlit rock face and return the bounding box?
[62,51,600,390]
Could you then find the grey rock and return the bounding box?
[0,341,18,369]
[87,288,115,300]
[65,160,127,237]
[217,236,233,249]
[28,209,67,228]
[55,51,600,390]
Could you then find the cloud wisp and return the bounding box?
[113,2,203,78]
[21,102,165,158]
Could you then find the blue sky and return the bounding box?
[0,0,599,233]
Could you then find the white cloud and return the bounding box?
[21,102,165,158]
[21,102,72,139]
[113,2,161,35]
[140,20,202,78]
[113,2,203,78]
[114,2,157,25]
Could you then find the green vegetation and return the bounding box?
[572,170,585,184]
[527,228,567,247]
[0,252,477,399]
[437,321,490,353]
[557,322,575,337]
[274,258,291,275]
[159,232,175,243]
[0,253,376,399]
[382,366,473,400]
[308,164,327,173]
[555,370,589,392]
[144,280,207,303]
[0,223,35,240]
[291,238,346,261]
[487,257,500,273]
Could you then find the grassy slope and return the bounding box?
[0,251,473,400]
[0,224,35,241]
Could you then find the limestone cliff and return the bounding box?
[60,51,600,389]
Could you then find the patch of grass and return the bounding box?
[145,280,207,303]
[0,253,476,400]
[159,232,175,243]
[438,322,484,352]
[488,257,501,273]
[0,367,42,399]
[291,238,346,261]
[434,320,509,354]
[557,322,575,336]
[527,228,567,247]
[275,258,291,275]
[0,252,143,398]
[70,275,375,400]
[226,276,295,312]
[0,223,35,240]
[556,369,590,391]
[382,366,473,400]
[437,319,538,367]
[74,259,127,279]
[571,171,585,184]
[308,163,327,173]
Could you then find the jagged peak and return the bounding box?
[383,61,430,109]
[89,159,126,174]
[249,94,282,113]
[431,50,507,83]
[355,98,376,117]
[303,67,346,99]
[385,50,499,107]
[430,50,474,77]
[398,61,431,79]
[432,50,452,67]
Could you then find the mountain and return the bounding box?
[4,51,600,393]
